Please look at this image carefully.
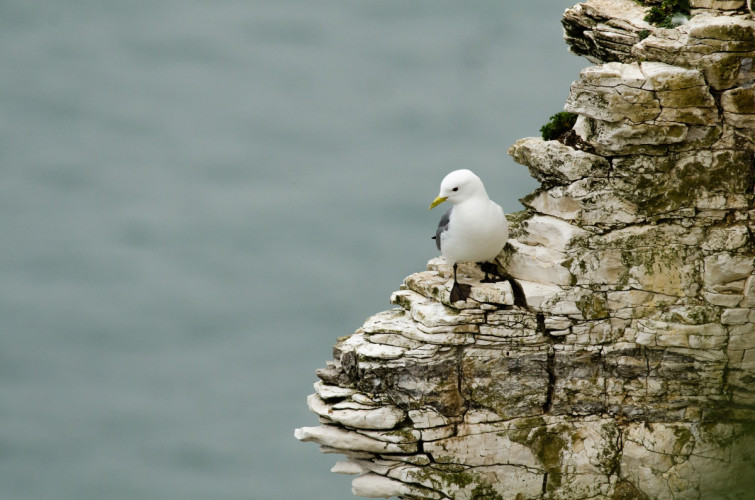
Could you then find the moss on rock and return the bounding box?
[641,0,690,28]
[540,112,579,141]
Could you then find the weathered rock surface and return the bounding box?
[297,1,755,498]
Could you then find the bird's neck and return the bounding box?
[455,194,490,213]
[471,184,490,202]
[462,187,490,204]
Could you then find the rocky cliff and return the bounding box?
[295,1,755,498]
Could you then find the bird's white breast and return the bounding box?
[440,199,509,264]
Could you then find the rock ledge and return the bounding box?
[297,2,755,498]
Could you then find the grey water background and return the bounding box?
[0,1,586,498]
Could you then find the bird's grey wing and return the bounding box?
[434,207,452,251]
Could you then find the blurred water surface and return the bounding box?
[0,1,585,498]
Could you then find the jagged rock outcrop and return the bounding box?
[296,1,755,498]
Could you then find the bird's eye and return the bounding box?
[452,187,459,192]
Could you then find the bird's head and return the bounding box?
[429,169,485,210]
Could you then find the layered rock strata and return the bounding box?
[296,1,755,498]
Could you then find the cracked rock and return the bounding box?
[296,1,755,498]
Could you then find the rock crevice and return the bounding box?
[296,1,755,498]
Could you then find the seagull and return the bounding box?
[430,169,509,302]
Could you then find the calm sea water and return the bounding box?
[0,1,585,498]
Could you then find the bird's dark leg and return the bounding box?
[450,263,472,302]
[478,263,528,307]
[479,261,505,283]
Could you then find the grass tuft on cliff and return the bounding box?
[540,112,578,141]
[640,0,690,28]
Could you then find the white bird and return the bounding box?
[430,169,509,302]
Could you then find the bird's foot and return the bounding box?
[479,262,505,283]
[450,280,472,302]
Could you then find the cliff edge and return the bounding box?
[296,1,755,498]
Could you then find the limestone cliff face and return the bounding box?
[296,1,755,498]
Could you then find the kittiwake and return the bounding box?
[429,169,509,302]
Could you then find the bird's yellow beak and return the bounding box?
[429,196,447,210]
